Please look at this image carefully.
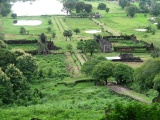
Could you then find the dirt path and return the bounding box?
[76,53,86,65]
[65,52,80,75]
[107,84,152,104]
[92,18,120,36]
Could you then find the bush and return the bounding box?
[48,19,52,25]
[97,3,106,10]
[47,27,51,32]
[19,27,26,35]
[11,13,17,19]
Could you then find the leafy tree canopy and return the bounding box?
[119,0,127,9]
[16,54,38,81]
[92,61,114,84]
[126,4,138,17]
[134,58,160,91]
[97,3,106,10]
[113,63,134,84]
[63,30,72,41]
[81,56,106,75]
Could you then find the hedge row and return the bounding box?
[4,40,38,44]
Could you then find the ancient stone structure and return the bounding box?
[112,53,143,62]
[94,34,154,53]
[38,33,56,54]
[94,35,112,52]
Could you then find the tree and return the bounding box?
[134,58,160,91]
[157,22,160,29]
[73,28,80,34]
[77,40,98,55]
[113,63,134,84]
[52,31,56,38]
[48,19,52,25]
[77,40,84,53]
[0,2,11,17]
[151,47,160,58]
[92,61,114,85]
[126,5,137,17]
[75,2,85,13]
[150,1,160,16]
[5,64,26,92]
[0,32,4,40]
[97,3,106,10]
[0,68,13,104]
[19,27,26,34]
[63,1,76,14]
[84,4,92,13]
[0,49,16,70]
[85,40,99,55]
[66,43,73,52]
[105,7,110,14]
[0,40,7,48]
[11,13,17,19]
[102,102,160,120]
[47,27,51,32]
[153,74,160,93]
[11,49,26,57]
[16,54,38,81]
[63,30,72,41]
[81,56,106,76]
[119,0,127,9]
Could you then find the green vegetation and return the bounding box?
[1,0,160,119]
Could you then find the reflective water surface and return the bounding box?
[14,20,42,26]
[11,0,66,16]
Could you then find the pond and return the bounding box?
[106,57,121,60]
[135,29,147,32]
[11,0,67,16]
[85,30,101,34]
[13,20,42,26]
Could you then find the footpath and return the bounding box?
[107,84,152,104]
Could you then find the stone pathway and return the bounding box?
[107,84,152,104]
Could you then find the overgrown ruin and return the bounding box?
[94,34,154,53]
[38,33,57,54]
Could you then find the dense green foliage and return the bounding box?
[113,63,133,84]
[36,54,69,80]
[20,27,27,35]
[0,83,135,119]
[97,3,106,10]
[126,4,137,17]
[134,58,160,92]
[92,61,114,84]
[81,56,106,75]
[16,54,38,81]
[11,13,17,19]
[73,28,80,34]
[66,43,73,52]
[63,30,72,41]
[119,0,127,9]
[77,39,99,55]
[101,102,160,120]
[0,49,39,105]
[0,40,7,48]
[0,1,11,17]
[1,0,160,119]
